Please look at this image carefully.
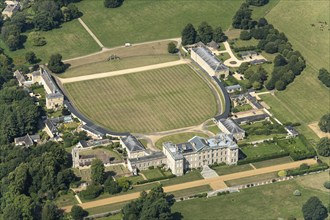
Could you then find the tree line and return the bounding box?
[233,2,306,91]
[0,0,81,51]
[181,22,227,45]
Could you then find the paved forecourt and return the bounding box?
[62,159,316,212]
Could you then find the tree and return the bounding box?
[6,34,21,51]
[213,26,227,43]
[104,0,124,8]
[122,186,174,220]
[104,176,120,194]
[181,23,197,45]
[62,4,81,21]
[25,51,38,64]
[240,30,252,40]
[91,159,105,184]
[275,80,286,91]
[318,68,330,88]
[324,181,330,189]
[47,53,67,73]
[71,205,88,220]
[29,32,47,46]
[317,137,330,157]
[79,183,103,200]
[33,1,62,31]
[247,0,269,6]
[302,196,328,220]
[167,42,178,54]
[319,114,330,133]
[264,42,278,53]
[252,81,262,90]
[274,54,287,66]
[198,22,213,44]
[258,17,268,27]
[117,177,131,192]
[238,62,249,74]
[41,202,62,220]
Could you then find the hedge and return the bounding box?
[136,174,176,185]
[233,45,259,52]
[237,151,290,165]
[286,163,329,176]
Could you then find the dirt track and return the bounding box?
[62,159,316,212]
[59,59,190,84]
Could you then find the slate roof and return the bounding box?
[239,51,258,57]
[14,134,40,147]
[286,126,299,136]
[45,119,58,134]
[164,133,238,160]
[128,151,166,164]
[250,59,266,65]
[213,77,231,120]
[78,139,111,148]
[246,94,263,109]
[3,1,19,13]
[192,47,228,72]
[121,135,145,152]
[14,70,26,84]
[207,40,220,49]
[226,84,242,92]
[218,118,245,134]
[81,125,105,137]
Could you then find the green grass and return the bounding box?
[261,0,330,140]
[233,104,253,112]
[252,156,293,169]
[207,125,221,135]
[277,137,314,157]
[172,179,329,219]
[155,132,210,150]
[232,38,259,47]
[105,165,130,177]
[251,0,281,20]
[240,133,286,144]
[212,164,253,176]
[240,142,285,159]
[54,192,77,207]
[171,185,212,198]
[60,40,179,78]
[225,171,278,186]
[217,53,231,62]
[97,214,123,220]
[76,0,244,48]
[126,175,145,185]
[295,171,330,193]
[160,170,203,187]
[65,65,218,133]
[73,168,91,182]
[141,168,164,180]
[138,139,148,148]
[0,19,100,65]
[85,201,129,215]
[79,148,122,161]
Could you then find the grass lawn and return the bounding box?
[252,156,293,169]
[65,65,218,133]
[240,142,285,159]
[233,104,253,112]
[61,40,179,78]
[97,214,123,220]
[141,168,164,180]
[54,192,77,207]
[160,170,203,187]
[126,175,145,185]
[232,38,259,47]
[295,172,330,193]
[85,201,129,215]
[73,168,91,182]
[261,0,330,140]
[216,53,231,62]
[155,132,210,150]
[251,0,281,20]
[171,185,212,198]
[79,148,122,161]
[277,137,315,158]
[172,179,329,219]
[75,0,243,48]
[212,164,253,176]
[0,19,100,65]
[225,171,278,186]
[207,125,221,135]
[105,165,130,177]
[241,133,286,143]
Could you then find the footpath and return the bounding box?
[62,158,316,212]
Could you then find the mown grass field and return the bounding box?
[252,156,293,169]
[75,0,244,47]
[65,65,217,133]
[173,177,330,219]
[61,40,179,78]
[0,19,100,64]
[261,0,330,139]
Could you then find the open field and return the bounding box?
[76,0,243,48]
[207,125,221,135]
[251,0,280,20]
[61,40,179,78]
[170,185,212,198]
[160,170,203,187]
[252,156,293,169]
[173,178,329,220]
[261,0,330,139]
[0,19,100,65]
[212,164,253,176]
[141,168,164,180]
[55,192,77,207]
[155,132,210,149]
[225,171,278,186]
[65,65,217,133]
[295,172,330,193]
[85,201,129,215]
